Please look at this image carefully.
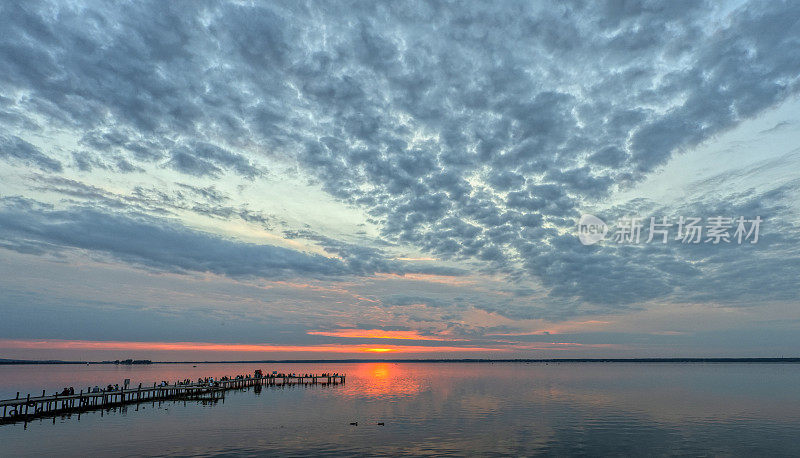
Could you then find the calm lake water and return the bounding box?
[1,362,800,456]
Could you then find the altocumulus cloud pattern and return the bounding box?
[0,0,799,349]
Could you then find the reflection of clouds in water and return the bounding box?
[514,364,800,425]
[3,362,800,456]
[458,394,504,415]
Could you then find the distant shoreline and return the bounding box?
[2,358,800,365]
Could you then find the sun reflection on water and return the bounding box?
[340,362,425,399]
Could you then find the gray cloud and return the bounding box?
[283,228,468,277]
[166,142,264,179]
[0,197,347,279]
[71,150,144,173]
[529,181,800,309]
[383,295,451,308]
[0,196,469,282]
[0,0,798,314]
[759,120,796,135]
[0,135,62,172]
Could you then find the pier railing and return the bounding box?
[0,374,345,424]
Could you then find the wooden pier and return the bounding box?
[0,373,345,425]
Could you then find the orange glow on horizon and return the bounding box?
[0,339,503,354]
[307,329,461,341]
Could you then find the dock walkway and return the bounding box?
[0,373,345,424]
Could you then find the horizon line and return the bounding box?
[3,357,800,365]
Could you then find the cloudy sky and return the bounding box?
[1,0,799,361]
